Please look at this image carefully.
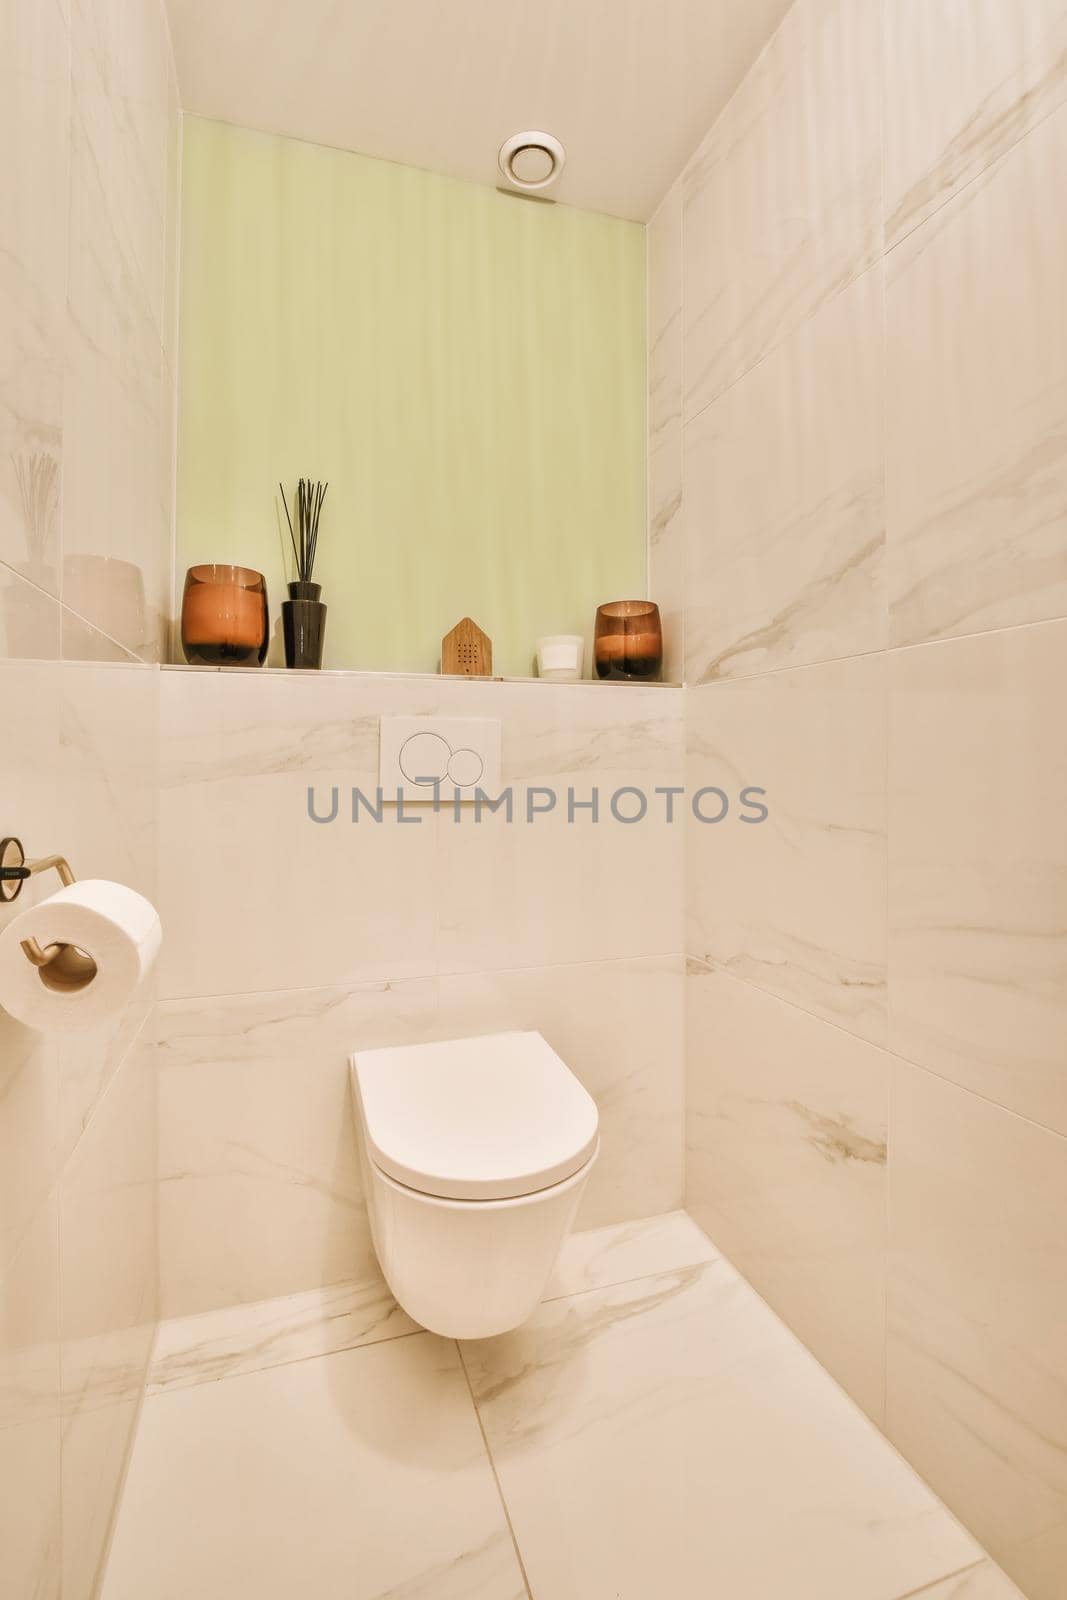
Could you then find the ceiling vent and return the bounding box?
[498,131,566,194]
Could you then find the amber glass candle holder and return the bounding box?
[181,565,269,666]
[594,600,663,681]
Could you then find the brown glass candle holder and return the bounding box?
[594,600,663,681]
[181,565,269,667]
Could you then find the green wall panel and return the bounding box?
[177,117,648,675]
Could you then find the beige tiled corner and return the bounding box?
[148,1278,418,1396]
[685,265,885,684]
[687,655,887,1044]
[888,621,1067,1137]
[60,1042,158,1600]
[0,658,63,1266]
[436,956,686,1228]
[886,100,1067,648]
[0,1019,58,1275]
[157,977,438,1318]
[887,1062,1067,1600]
[55,661,158,1163]
[649,430,685,685]
[647,177,683,448]
[884,1,1067,249]
[102,1335,527,1600]
[0,0,68,597]
[682,0,882,416]
[62,0,175,662]
[0,1199,62,1600]
[545,1210,717,1301]
[686,965,889,1422]
[463,1258,980,1600]
[908,1564,1028,1600]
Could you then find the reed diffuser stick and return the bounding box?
[279,478,329,584]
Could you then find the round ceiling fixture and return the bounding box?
[498,131,566,193]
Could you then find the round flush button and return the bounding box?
[447,747,484,787]
[399,731,452,786]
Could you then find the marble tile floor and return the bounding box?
[101,1212,1022,1600]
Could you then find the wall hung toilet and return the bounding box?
[350,1030,599,1339]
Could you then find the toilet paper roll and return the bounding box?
[0,880,162,1033]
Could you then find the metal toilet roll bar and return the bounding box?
[0,837,99,992]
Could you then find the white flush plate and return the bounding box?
[379,716,502,802]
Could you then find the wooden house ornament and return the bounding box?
[442,617,492,677]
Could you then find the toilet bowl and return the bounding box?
[350,1030,599,1339]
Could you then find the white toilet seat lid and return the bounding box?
[351,1030,600,1201]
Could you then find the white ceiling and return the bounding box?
[163,0,793,222]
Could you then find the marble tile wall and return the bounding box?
[648,1,1067,1593]
[0,0,178,1594]
[1,0,179,667]
[1,660,161,1600]
[155,666,686,1318]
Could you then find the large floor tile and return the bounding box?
[463,1259,980,1600]
[887,1062,1067,1600]
[101,1334,526,1600]
[888,622,1067,1136]
[687,964,888,1421]
[685,265,885,684]
[884,0,1067,249]
[687,655,887,1044]
[683,0,882,415]
[886,101,1067,647]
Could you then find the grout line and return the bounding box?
[682,247,883,438]
[888,1559,988,1600]
[882,54,1067,266]
[693,957,1067,1147]
[146,1323,430,1400]
[456,1340,536,1600]
[541,1254,716,1307]
[686,611,1067,695]
[687,635,888,689]
[156,950,688,1007]
[0,558,147,665]
[147,1233,716,1400]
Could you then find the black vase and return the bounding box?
[282,581,327,669]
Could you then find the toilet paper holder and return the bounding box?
[0,836,98,991]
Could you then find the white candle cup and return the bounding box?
[536,634,585,681]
